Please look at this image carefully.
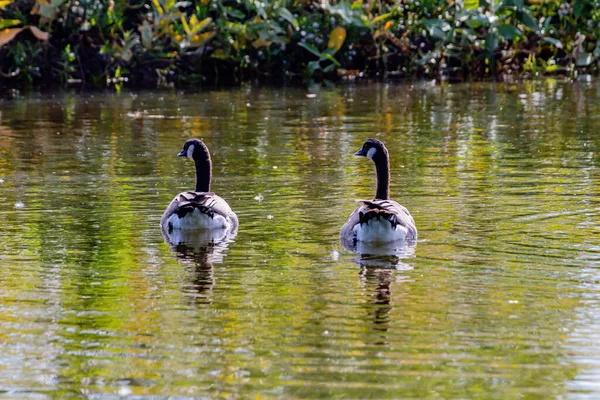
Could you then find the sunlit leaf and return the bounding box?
[180,15,190,35]
[545,64,567,73]
[190,17,211,34]
[189,15,199,29]
[0,27,23,47]
[327,26,346,55]
[464,0,479,9]
[28,26,49,40]
[371,12,392,24]
[276,8,298,30]
[320,52,341,66]
[152,0,164,14]
[0,19,20,30]
[252,39,271,48]
[0,1,11,9]
[497,24,522,40]
[189,31,215,47]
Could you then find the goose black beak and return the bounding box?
[354,148,367,157]
[177,150,186,157]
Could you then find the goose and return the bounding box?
[340,139,417,244]
[161,139,238,237]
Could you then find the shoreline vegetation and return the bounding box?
[0,0,599,90]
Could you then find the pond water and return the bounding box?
[0,82,599,398]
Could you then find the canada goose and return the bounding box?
[161,139,238,237]
[340,139,417,244]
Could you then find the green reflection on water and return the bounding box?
[0,82,599,398]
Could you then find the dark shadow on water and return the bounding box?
[342,238,416,345]
[162,228,237,305]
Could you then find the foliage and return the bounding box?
[0,0,600,88]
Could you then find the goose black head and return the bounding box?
[178,138,210,162]
[354,138,388,161]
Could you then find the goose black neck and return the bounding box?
[374,152,390,200]
[194,153,212,192]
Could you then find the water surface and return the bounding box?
[0,82,600,398]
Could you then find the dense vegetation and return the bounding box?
[0,0,599,89]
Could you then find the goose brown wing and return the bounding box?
[161,191,238,227]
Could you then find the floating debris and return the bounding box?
[14,201,24,209]
[254,194,264,202]
[331,249,339,261]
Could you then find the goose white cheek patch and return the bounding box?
[186,144,195,159]
[366,147,377,159]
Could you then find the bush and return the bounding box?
[0,0,599,89]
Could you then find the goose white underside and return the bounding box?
[354,218,408,243]
[167,208,231,230]
[164,226,232,248]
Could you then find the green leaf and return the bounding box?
[497,24,522,40]
[485,32,498,53]
[458,27,477,42]
[320,52,341,67]
[573,0,591,17]
[225,8,245,19]
[276,8,298,29]
[576,52,593,67]
[416,51,436,66]
[323,63,336,73]
[464,0,479,9]
[594,41,600,58]
[350,1,362,10]
[423,19,451,31]
[324,1,364,27]
[466,14,490,29]
[306,60,321,74]
[298,41,322,57]
[502,0,524,10]
[371,12,392,24]
[517,10,539,32]
[542,37,562,49]
[0,19,21,30]
[428,26,446,41]
[545,64,567,73]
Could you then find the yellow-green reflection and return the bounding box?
[0,82,599,397]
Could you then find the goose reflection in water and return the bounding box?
[342,238,415,345]
[162,227,237,305]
